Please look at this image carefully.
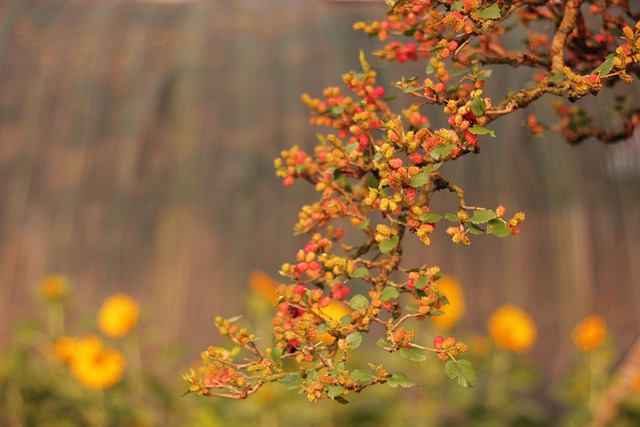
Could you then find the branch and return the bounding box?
[550,0,584,74]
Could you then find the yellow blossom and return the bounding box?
[249,270,280,305]
[53,335,126,390]
[487,305,537,352]
[573,315,606,351]
[39,275,69,300]
[98,294,139,337]
[52,336,78,364]
[69,335,126,390]
[432,275,465,330]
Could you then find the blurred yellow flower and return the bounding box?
[71,335,126,390]
[39,274,69,300]
[312,301,351,344]
[573,315,606,351]
[487,305,537,352]
[98,294,139,337]
[249,270,280,305]
[52,336,77,364]
[432,274,465,330]
[54,335,126,390]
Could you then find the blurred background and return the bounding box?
[1,0,640,388]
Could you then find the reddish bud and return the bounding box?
[434,335,445,349]
[295,150,306,165]
[388,158,403,169]
[408,151,423,164]
[296,262,309,274]
[334,228,344,240]
[372,86,385,99]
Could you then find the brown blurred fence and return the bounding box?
[1,0,640,378]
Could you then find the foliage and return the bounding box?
[3,273,640,426]
[185,0,640,403]
[0,275,184,427]
[183,272,640,426]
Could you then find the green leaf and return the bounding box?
[365,173,379,188]
[471,96,486,117]
[330,106,344,116]
[426,63,435,75]
[445,213,459,222]
[449,67,469,77]
[452,1,463,11]
[409,163,442,187]
[467,223,484,234]
[419,212,442,223]
[424,162,443,174]
[593,53,615,76]
[380,235,400,254]
[326,385,345,399]
[345,142,359,152]
[356,218,370,230]
[350,369,373,382]
[332,362,346,375]
[477,68,493,80]
[431,144,455,160]
[350,294,370,310]
[351,267,371,278]
[227,315,242,323]
[409,171,430,188]
[469,125,495,137]
[346,331,363,349]
[317,323,329,334]
[548,72,565,83]
[230,346,242,358]
[377,338,393,349]
[380,286,400,301]
[469,209,497,224]
[402,85,423,94]
[487,219,511,237]
[339,315,352,327]
[476,6,501,19]
[403,22,420,37]
[387,372,417,388]
[399,347,428,362]
[269,347,283,365]
[278,374,302,390]
[413,275,429,290]
[444,359,476,387]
